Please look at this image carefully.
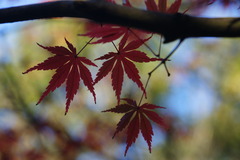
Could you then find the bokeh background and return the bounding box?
[0,0,240,159]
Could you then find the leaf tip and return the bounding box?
[65,107,69,115]
[94,96,97,104]
[36,42,44,48]
[64,37,69,43]
[36,99,42,106]
[124,146,130,157]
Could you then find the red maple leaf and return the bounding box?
[103,98,166,156]
[79,0,149,44]
[79,24,130,44]
[94,34,161,103]
[23,38,97,114]
[145,0,182,13]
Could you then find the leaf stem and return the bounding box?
[128,29,157,56]
[138,72,151,106]
[77,37,94,55]
[111,41,119,53]
[158,35,163,57]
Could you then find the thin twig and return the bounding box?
[157,35,170,76]
[138,38,184,106]
[164,63,171,76]
[149,39,184,75]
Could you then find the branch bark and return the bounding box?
[0,0,240,42]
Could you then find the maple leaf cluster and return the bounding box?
[23,0,182,156]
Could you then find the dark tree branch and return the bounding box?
[0,0,240,42]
